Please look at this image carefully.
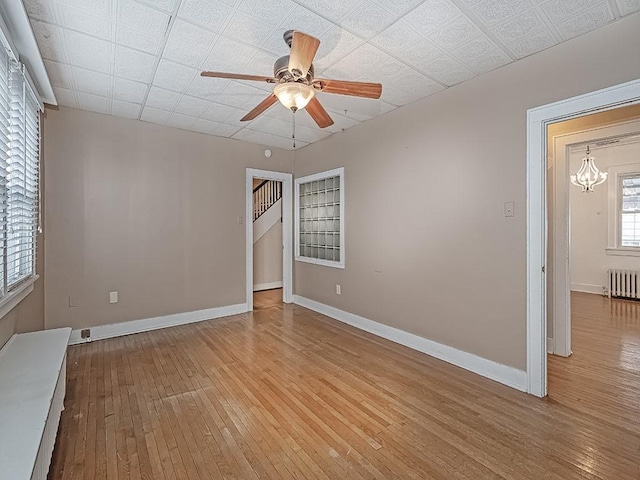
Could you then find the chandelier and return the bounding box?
[570,145,607,193]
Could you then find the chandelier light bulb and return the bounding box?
[570,146,608,193]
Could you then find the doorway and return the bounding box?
[545,109,640,422]
[547,113,640,358]
[253,177,283,308]
[526,78,640,397]
[245,168,293,311]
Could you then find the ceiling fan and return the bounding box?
[200,30,383,129]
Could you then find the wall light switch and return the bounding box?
[109,291,118,304]
[237,216,243,224]
[336,284,341,295]
[504,201,515,218]
[68,295,77,308]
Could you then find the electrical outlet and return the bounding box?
[109,291,118,304]
[68,295,77,308]
[336,284,341,295]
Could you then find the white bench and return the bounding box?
[0,327,71,480]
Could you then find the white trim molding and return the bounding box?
[294,295,527,392]
[69,303,248,345]
[547,337,555,354]
[0,275,38,322]
[606,247,640,257]
[571,283,604,295]
[253,281,283,292]
[246,168,293,311]
[527,78,640,397]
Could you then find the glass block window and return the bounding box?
[620,174,640,247]
[295,167,344,268]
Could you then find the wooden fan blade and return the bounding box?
[315,79,382,99]
[288,31,320,78]
[201,71,276,83]
[241,94,279,122]
[306,97,334,128]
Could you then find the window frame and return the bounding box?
[607,164,640,257]
[294,167,345,269]
[0,46,40,312]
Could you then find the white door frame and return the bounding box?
[246,168,293,311]
[526,78,640,397]
[549,131,576,358]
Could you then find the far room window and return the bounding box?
[295,168,345,268]
[606,162,640,257]
[620,174,640,247]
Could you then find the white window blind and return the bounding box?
[0,47,10,295]
[0,46,40,295]
[620,175,640,248]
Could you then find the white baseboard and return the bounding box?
[253,281,283,292]
[69,303,248,345]
[547,336,555,354]
[571,283,604,295]
[293,295,527,393]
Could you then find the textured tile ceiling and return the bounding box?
[24,0,639,149]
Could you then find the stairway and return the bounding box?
[253,180,282,243]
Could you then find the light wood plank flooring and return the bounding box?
[253,288,283,310]
[49,292,640,479]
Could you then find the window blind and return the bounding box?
[0,47,10,296]
[7,62,39,289]
[0,45,40,296]
[621,175,640,247]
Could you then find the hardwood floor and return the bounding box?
[253,288,283,310]
[548,291,640,436]
[49,293,640,479]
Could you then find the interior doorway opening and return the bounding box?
[547,105,640,358]
[526,78,640,397]
[252,177,284,309]
[245,169,293,311]
[545,106,640,419]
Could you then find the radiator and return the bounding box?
[608,269,640,299]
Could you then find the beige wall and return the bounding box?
[293,13,640,371]
[0,310,16,348]
[44,107,292,331]
[253,220,283,288]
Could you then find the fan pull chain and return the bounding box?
[292,109,296,148]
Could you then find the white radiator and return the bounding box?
[608,269,640,299]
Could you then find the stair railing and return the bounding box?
[253,180,282,221]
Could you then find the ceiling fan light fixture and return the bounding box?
[273,82,315,111]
